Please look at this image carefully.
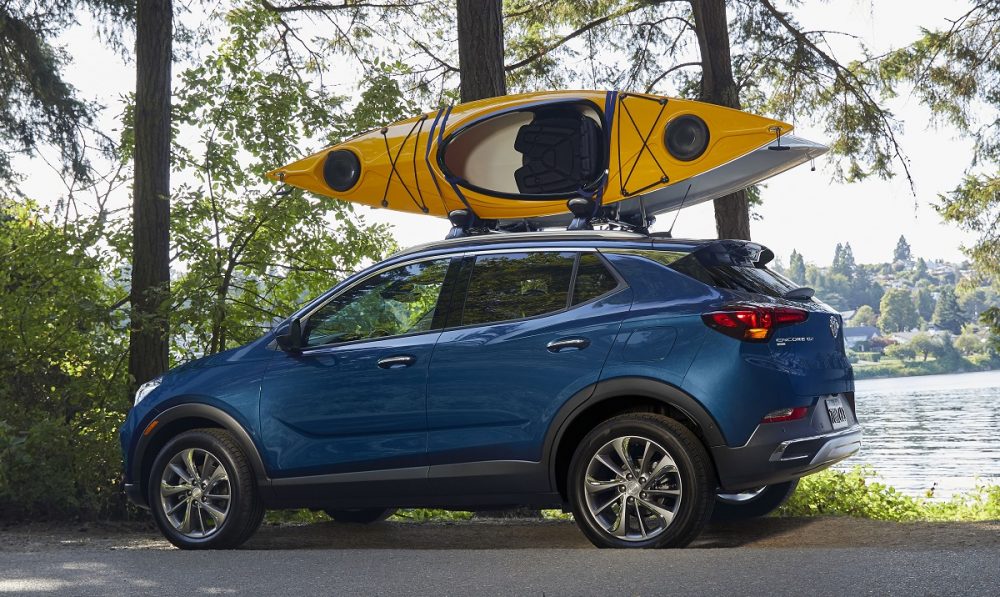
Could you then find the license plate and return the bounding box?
[825,396,849,430]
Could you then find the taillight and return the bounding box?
[701,305,809,342]
[761,406,809,423]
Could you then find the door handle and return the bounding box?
[377,355,416,369]
[546,337,591,353]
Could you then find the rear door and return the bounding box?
[425,250,632,492]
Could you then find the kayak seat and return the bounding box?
[514,110,603,195]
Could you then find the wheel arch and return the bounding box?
[545,377,726,501]
[131,403,270,507]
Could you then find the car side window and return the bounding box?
[304,259,451,347]
[572,253,618,305]
[461,252,575,326]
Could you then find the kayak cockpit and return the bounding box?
[440,101,605,198]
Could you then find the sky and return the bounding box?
[13,0,983,268]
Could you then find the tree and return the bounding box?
[884,3,1000,338]
[167,9,394,358]
[831,243,856,279]
[0,1,134,184]
[688,0,749,239]
[914,287,936,321]
[457,0,505,103]
[932,286,966,334]
[849,305,877,328]
[878,288,919,333]
[912,257,929,282]
[954,327,985,356]
[893,235,911,263]
[908,333,937,362]
[129,0,172,391]
[788,250,806,284]
[884,343,916,362]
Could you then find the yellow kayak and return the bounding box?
[267,90,791,220]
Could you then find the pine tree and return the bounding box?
[893,235,912,262]
[788,250,806,283]
[932,287,966,334]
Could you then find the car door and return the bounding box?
[260,257,454,491]
[425,250,633,493]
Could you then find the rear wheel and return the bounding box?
[149,429,264,550]
[568,413,714,548]
[323,508,396,524]
[712,480,799,522]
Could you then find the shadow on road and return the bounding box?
[238,516,1000,551]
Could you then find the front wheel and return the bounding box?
[568,413,715,548]
[149,428,264,550]
[712,480,799,522]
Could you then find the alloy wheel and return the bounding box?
[159,448,232,539]
[583,435,682,541]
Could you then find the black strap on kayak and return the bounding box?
[425,107,450,215]
[615,93,670,197]
[380,115,429,213]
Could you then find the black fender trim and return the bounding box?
[130,403,271,507]
[543,376,726,492]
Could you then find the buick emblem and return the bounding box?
[829,316,840,338]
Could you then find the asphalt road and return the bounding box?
[2,518,998,596]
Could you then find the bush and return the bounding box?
[854,351,882,362]
[778,467,1000,521]
[0,409,128,519]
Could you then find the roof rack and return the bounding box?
[443,197,655,239]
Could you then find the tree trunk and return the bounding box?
[691,0,751,240]
[129,0,173,392]
[456,0,506,102]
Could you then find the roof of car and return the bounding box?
[393,230,711,259]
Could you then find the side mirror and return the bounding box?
[275,318,303,352]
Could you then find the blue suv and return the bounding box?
[120,231,861,549]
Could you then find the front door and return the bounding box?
[260,257,453,484]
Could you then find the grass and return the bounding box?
[264,467,1000,525]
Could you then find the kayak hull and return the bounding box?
[267,90,796,220]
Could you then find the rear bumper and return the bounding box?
[712,418,862,492]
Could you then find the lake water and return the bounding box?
[839,370,1000,498]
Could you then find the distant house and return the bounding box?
[844,326,880,351]
[840,309,856,322]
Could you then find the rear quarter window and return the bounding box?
[669,253,801,299]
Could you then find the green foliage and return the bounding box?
[787,249,806,284]
[779,467,1000,522]
[883,343,916,362]
[0,1,135,183]
[893,235,911,263]
[165,7,396,357]
[879,288,919,333]
[849,305,877,327]
[932,286,967,334]
[914,287,936,321]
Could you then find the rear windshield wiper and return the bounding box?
[783,286,815,300]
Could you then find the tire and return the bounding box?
[148,428,265,550]
[711,480,799,522]
[567,413,715,549]
[323,508,397,524]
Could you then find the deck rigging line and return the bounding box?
[380,115,430,213]
[615,93,670,197]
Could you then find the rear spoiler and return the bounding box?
[681,239,775,268]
